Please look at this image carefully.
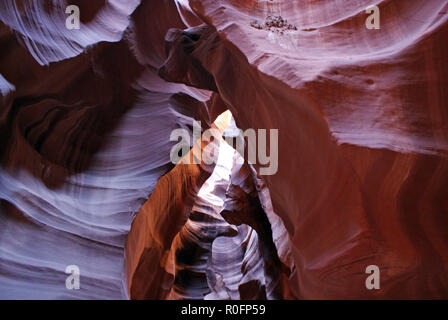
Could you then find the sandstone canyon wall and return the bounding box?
[0,0,448,299]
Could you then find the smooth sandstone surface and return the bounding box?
[0,0,447,299]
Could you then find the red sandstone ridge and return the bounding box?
[166,0,448,299]
[0,0,448,299]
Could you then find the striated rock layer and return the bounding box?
[177,0,448,299]
[1,0,448,299]
[125,113,294,300]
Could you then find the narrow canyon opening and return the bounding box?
[125,111,295,300]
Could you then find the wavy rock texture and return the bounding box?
[124,113,230,299]
[0,0,211,299]
[1,0,448,299]
[126,114,294,300]
[179,0,448,299]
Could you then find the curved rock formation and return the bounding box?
[1,0,448,299]
[125,112,230,299]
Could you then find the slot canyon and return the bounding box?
[0,0,448,300]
